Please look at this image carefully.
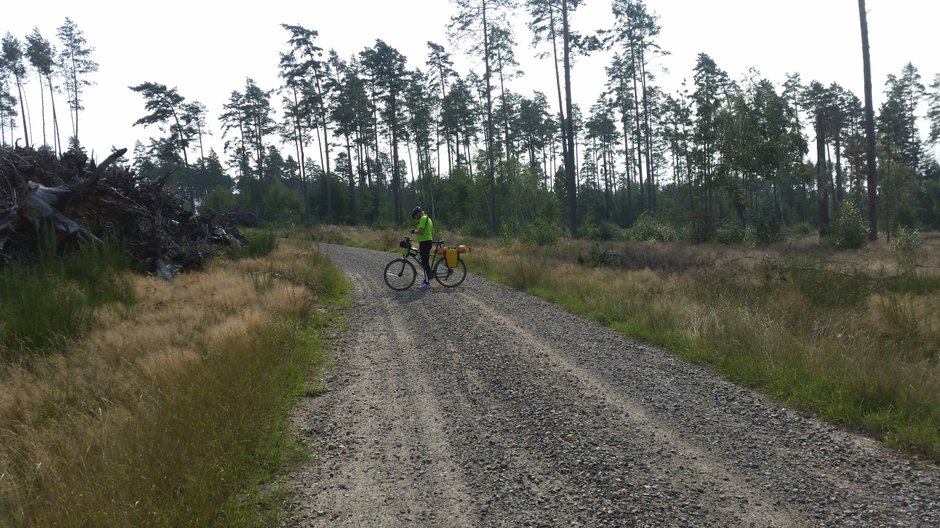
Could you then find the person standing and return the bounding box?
[410,205,433,288]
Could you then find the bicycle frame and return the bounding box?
[398,238,445,269]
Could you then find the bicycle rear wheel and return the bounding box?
[384,258,417,290]
[433,257,466,287]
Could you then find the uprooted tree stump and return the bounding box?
[0,145,250,276]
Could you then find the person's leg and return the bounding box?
[419,240,433,285]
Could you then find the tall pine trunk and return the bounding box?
[482,2,498,235]
[562,1,578,237]
[46,76,62,155]
[549,5,570,206]
[391,94,403,225]
[292,88,309,223]
[816,112,831,236]
[36,76,47,147]
[15,78,30,148]
[858,0,878,240]
[640,50,655,211]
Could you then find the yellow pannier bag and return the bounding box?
[445,246,458,268]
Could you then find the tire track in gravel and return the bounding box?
[459,274,940,526]
[456,294,799,527]
[287,260,475,527]
[459,293,918,524]
[286,243,940,528]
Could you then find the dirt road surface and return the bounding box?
[285,243,939,527]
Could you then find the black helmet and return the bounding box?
[411,205,423,218]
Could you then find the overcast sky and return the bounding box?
[5,0,938,163]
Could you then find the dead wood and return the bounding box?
[0,145,246,275]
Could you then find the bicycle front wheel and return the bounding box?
[384,258,417,290]
[433,257,467,287]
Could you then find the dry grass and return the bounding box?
[0,239,340,526]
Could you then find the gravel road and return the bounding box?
[285,243,939,527]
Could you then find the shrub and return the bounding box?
[688,211,712,244]
[829,202,869,249]
[892,226,924,273]
[892,225,923,254]
[748,211,786,246]
[521,218,562,246]
[629,214,678,242]
[497,222,517,247]
[787,222,813,239]
[579,219,620,242]
[465,220,491,239]
[714,218,746,245]
[229,229,278,259]
[591,220,622,241]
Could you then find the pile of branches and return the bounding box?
[0,145,250,276]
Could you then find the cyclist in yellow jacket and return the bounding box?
[410,205,433,288]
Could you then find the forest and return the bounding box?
[3,5,940,523]
[2,0,939,245]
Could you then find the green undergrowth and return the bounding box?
[0,238,133,361]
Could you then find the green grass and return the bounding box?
[11,318,332,528]
[0,240,133,360]
[785,259,873,308]
[228,228,279,259]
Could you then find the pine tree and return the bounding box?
[1,33,29,148]
[56,18,97,146]
[25,29,57,151]
[360,40,409,223]
[858,0,878,239]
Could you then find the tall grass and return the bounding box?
[227,228,279,259]
[463,235,940,462]
[0,241,345,527]
[0,240,133,360]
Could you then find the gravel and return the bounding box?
[284,243,940,527]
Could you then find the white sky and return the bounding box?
[4,0,938,163]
